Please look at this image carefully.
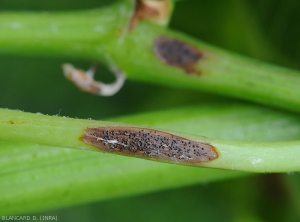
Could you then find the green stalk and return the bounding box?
[2,102,300,214]
[0,108,300,173]
[1,103,250,215]
[0,1,300,112]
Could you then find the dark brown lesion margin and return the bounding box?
[153,36,203,75]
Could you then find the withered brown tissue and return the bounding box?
[128,0,170,31]
[153,36,203,74]
[82,127,218,164]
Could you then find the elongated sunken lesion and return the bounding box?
[82,126,218,164]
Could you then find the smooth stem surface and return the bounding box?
[0,1,300,112]
[1,108,300,172]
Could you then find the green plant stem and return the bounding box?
[0,1,300,112]
[2,102,300,214]
[0,108,300,173]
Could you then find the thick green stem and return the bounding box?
[1,108,300,173]
[2,103,258,215]
[0,1,300,112]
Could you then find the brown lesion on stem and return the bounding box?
[153,36,204,75]
[81,126,218,165]
[128,0,172,31]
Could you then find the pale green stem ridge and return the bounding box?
[0,1,300,112]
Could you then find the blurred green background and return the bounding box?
[1,0,300,221]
